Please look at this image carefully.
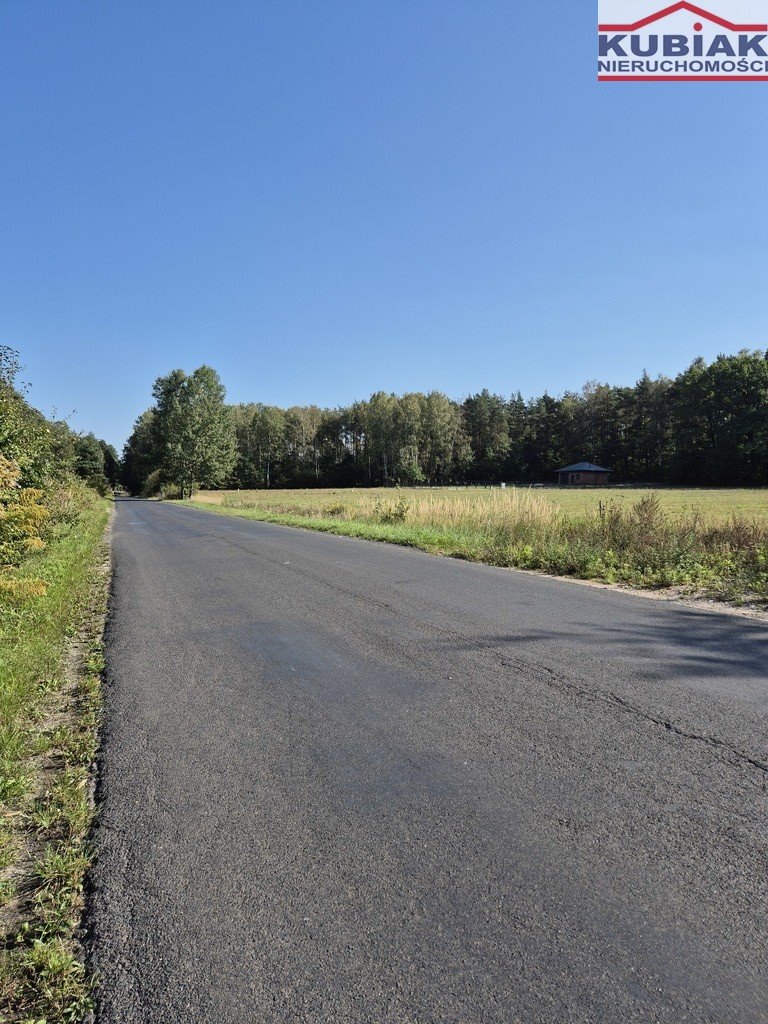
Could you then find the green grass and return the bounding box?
[524,486,768,521]
[0,489,110,1023]
[181,487,768,604]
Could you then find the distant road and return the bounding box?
[88,497,768,1023]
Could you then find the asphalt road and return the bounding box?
[87,497,768,1023]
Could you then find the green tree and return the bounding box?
[75,433,106,479]
[421,391,465,482]
[394,393,425,484]
[626,372,672,481]
[284,405,325,482]
[505,392,529,479]
[522,394,569,480]
[100,440,121,487]
[121,410,159,494]
[152,366,236,497]
[671,351,768,485]
[0,346,53,483]
[364,392,399,483]
[462,390,510,480]
[250,405,286,487]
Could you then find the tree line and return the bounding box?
[1,345,119,495]
[121,349,768,495]
[1,343,119,593]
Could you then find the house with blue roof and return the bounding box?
[555,462,610,486]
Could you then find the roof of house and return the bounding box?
[598,2,767,35]
[556,462,611,473]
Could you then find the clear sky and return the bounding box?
[1,0,766,450]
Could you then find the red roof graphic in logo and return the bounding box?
[599,2,767,32]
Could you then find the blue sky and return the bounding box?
[1,0,766,450]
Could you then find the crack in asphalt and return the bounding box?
[499,654,768,778]
[606,692,768,776]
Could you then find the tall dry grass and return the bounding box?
[201,486,560,527]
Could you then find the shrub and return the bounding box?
[141,468,165,497]
[0,460,49,569]
[375,493,410,524]
[157,481,183,500]
[0,453,19,491]
[85,473,111,497]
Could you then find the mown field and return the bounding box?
[183,486,768,604]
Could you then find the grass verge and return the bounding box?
[180,489,768,605]
[0,490,111,1023]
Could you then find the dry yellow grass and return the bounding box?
[194,487,562,537]
[193,485,768,528]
